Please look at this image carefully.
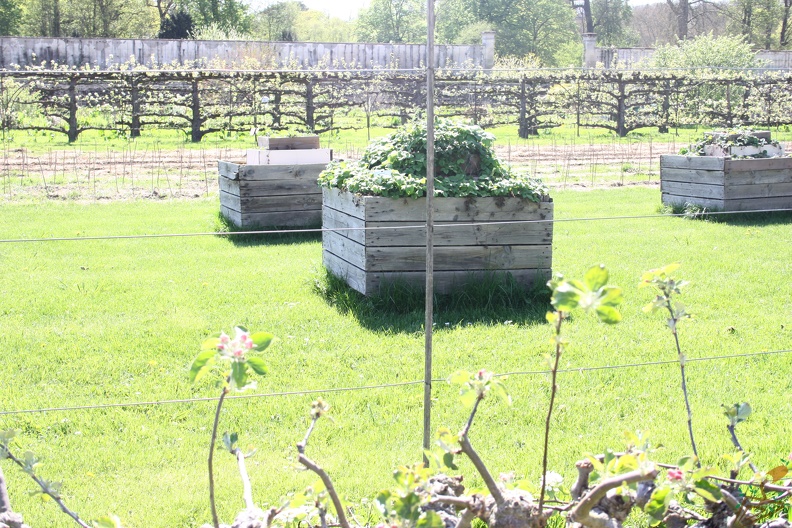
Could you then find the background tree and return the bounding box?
[0,0,23,35]
[158,9,193,38]
[592,0,636,46]
[22,0,62,37]
[294,10,355,42]
[182,0,250,33]
[725,0,781,49]
[355,0,426,43]
[148,0,176,34]
[250,0,304,41]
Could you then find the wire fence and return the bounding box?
[1,348,790,416]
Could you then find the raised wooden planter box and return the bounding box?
[322,188,553,295]
[660,155,792,211]
[218,161,325,228]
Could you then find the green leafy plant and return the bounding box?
[190,326,273,528]
[318,120,549,201]
[641,264,699,464]
[0,429,121,528]
[540,265,623,511]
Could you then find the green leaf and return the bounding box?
[416,511,444,528]
[644,486,672,522]
[442,452,458,471]
[616,454,639,473]
[250,332,274,351]
[189,349,217,383]
[596,305,622,324]
[677,456,697,470]
[552,282,581,311]
[92,515,122,528]
[693,479,723,503]
[230,362,248,391]
[459,389,478,408]
[201,336,220,351]
[768,465,788,481]
[599,286,624,307]
[246,356,268,376]
[584,265,609,290]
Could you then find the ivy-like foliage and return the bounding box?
[319,120,549,200]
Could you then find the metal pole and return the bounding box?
[423,0,436,456]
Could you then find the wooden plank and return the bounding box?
[364,220,553,247]
[323,231,366,270]
[322,188,366,220]
[323,250,368,295]
[725,158,792,173]
[221,177,321,197]
[218,161,241,180]
[661,193,725,210]
[220,204,242,226]
[322,206,366,245]
[256,136,321,151]
[724,168,792,185]
[660,168,726,186]
[237,193,322,211]
[246,149,331,165]
[361,194,553,222]
[660,181,724,199]
[725,182,792,200]
[660,155,725,171]
[365,245,551,272]
[237,164,326,181]
[365,269,552,295]
[723,196,792,211]
[240,210,321,228]
[218,177,240,196]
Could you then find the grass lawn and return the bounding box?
[0,187,791,527]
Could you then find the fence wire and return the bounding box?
[2,348,789,416]
[1,207,791,245]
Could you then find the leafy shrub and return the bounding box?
[318,120,549,200]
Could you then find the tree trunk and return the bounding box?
[781,0,792,47]
[583,0,595,33]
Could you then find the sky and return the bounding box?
[247,0,659,21]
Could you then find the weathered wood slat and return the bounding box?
[366,269,552,296]
[322,188,366,220]
[323,231,366,269]
[661,194,724,210]
[220,177,321,197]
[660,155,725,171]
[365,245,551,272]
[362,196,552,222]
[723,196,792,211]
[240,210,321,227]
[234,163,327,181]
[257,136,320,150]
[238,193,322,211]
[219,177,241,196]
[660,181,724,199]
[220,204,242,224]
[365,220,553,247]
[659,168,728,186]
[725,158,792,172]
[322,207,366,245]
[323,251,368,295]
[218,160,241,180]
[725,182,792,200]
[724,168,792,185]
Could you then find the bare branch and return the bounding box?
[569,467,659,528]
[297,417,350,528]
[458,396,504,505]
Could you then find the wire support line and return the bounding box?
[1,207,791,245]
[0,380,426,416]
[498,348,792,378]
[1,349,790,417]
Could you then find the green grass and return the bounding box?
[1,189,791,527]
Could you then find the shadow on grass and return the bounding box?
[312,268,552,333]
[214,213,322,247]
[658,203,792,226]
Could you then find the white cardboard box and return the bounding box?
[246,148,332,165]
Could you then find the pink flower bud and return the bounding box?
[668,469,684,481]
